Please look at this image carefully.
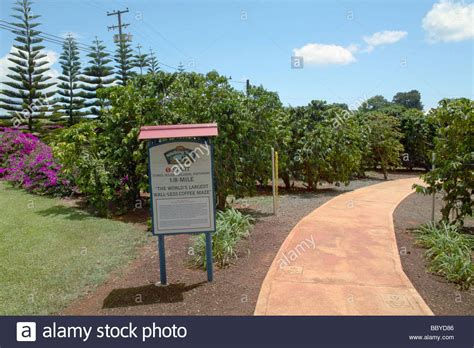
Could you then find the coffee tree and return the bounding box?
[361,112,404,179]
[53,71,284,213]
[399,108,434,170]
[282,102,363,190]
[53,73,178,214]
[244,85,284,186]
[415,98,473,224]
[163,71,277,208]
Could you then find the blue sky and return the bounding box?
[0,0,473,110]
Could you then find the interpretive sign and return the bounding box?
[149,140,215,235]
[138,123,218,284]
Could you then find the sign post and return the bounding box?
[271,148,279,215]
[139,124,218,285]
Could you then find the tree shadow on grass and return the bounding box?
[36,205,93,221]
[102,282,206,309]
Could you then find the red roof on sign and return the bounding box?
[138,123,218,140]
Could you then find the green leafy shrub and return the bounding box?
[415,222,474,290]
[190,208,254,269]
[280,101,364,190]
[51,121,118,215]
[399,108,434,170]
[360,111,404,179]
[415,98,473,224]
[52,72,282,214]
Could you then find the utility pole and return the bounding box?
[107,8,130,43]
[107,8,132,84]
[246,79,250,96]
[136,44,143,75]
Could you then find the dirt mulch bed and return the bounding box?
[62,171,420,316]
[393,193,474,315]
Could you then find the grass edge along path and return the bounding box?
[0,182,147,315]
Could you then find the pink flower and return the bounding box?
[1,128,72,195]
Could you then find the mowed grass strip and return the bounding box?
[0,182,147,315]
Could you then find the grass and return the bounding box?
[191,208,254,269]
[415,222,474,290]
[0,182,147,315]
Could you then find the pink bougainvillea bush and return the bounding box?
[0,128,73,196]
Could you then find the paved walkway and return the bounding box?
[254,178,433,315]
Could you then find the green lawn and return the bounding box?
[0,182,147,315]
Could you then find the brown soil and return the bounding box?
[62,171,421,316]
[393,192,474,315]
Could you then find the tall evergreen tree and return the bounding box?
[177,62,185,73]
[148,49,160,75]
[57,35,84,125]
[114,34,135,85]
[81,37,115,116]
[0,0,55,130]
[134,44,149,75]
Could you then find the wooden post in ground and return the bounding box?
[271,148,279,215]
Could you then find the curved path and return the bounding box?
[254,178,433,315]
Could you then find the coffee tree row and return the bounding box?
[50,71,457,217]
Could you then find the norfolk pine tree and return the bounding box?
[147,49,160,74]
[134,44,149,75]
[81,37,115,116]
[57,35,84,125]
[0,0,55,130]
[114,34,135,85]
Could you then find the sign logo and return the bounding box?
[16,322,36,342]
[164,146,196,165]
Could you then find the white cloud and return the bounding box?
[0,52,11,83]
[42,50,60,81]
[346,43,360,53]
[0,46,60,93]
[422,0,474,42]
[362,30,407,52]
[293,43,356,66]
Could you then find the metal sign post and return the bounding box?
[205,231,213,281]
[158,234,167,284]
[139,124,218,285]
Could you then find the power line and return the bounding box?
[141,19,190,59]
[0,24,98,54]
[0,20,107,53]
[0,22,180,71]
[80,0,182,71]
[2,4,185,73]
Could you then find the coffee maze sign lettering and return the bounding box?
[149,141,215,235]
